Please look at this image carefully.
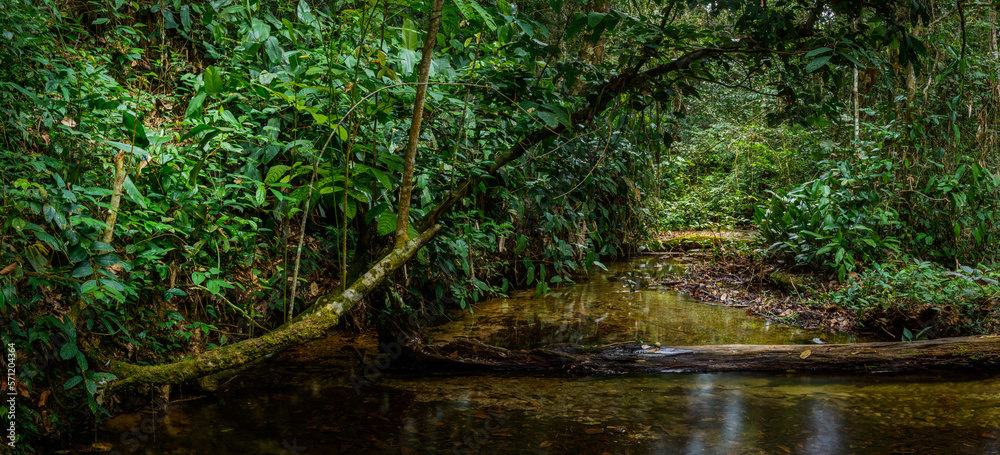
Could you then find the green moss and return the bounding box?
[643,233,751,252]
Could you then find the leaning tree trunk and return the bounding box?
[108,226,441,390]
[412,335,1000,375]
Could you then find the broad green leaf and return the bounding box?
[265,165,291,186]
[80,280,99,294]
[255,184,266,207]
[71,262,93,278]
[90,242,115,252]
[398,49,416,75]
[588,12,604,28]
[264,37,283,64]
[94,253,121,268]
[60,342,78,360]
[310,111,328,124]
[68,246,87,264]
[206,279,220,295]
[536,111,559,128]
[806,55,832,73]
[180,5,192,31]
[185,90,207,119]
[467,0,497,31]
[104,140,147,156]
[348,188,370,203]
[165,287,186,301]
[297,0,318,29]
[371,168,393,190]
[180,124,216,141]
[92,372,117,383]
[839,51,865,68]
[497,0,511,15]
[401,19,419,51]
[43,204,68,229]
[33,230,62,253]
[100,278,124,292]
[122,175,147,209]
[76,351,88,372]
[804,47,832,58]
[162,7,178,28]
[204,66,224,95]
[248,18,271,42]
[121,111,149,148]
[377,211,398,236]
[64,376,83,390]
[343,200,356,221]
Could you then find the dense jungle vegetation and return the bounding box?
[1,0,999,450]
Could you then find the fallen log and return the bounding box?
[412,335,1000,374]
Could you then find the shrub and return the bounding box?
[756,159,901,281]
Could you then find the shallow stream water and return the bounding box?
[85,257,1000,454]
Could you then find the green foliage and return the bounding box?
[655,121,818,230]
[756,159,902,281]
[815,259,1000,336]
[757,154,1000,280]
[0,0,971,447]
[898,161,1000,263]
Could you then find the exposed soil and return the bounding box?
[661,255,860,335]
[638,230,864,336]
[645,231,992,341]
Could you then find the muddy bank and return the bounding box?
[661,256,859,335]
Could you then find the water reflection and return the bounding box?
[429,258,862,348]
[102,371,1000,454]
[84,259,1000,454]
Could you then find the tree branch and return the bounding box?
[417,47,729,231]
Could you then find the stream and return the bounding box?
[86,257,1000,454]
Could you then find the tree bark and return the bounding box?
[412,335,1000,375]
[991,7,998,58]
[853,66,860,151]
[395,0,444,248]
[102,151,126,244]
[108,225,441,389]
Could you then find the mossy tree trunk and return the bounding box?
[109,226,441,389]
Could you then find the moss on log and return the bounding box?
[108,225,442,390]
[642,231,754,253]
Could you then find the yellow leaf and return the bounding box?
[800,350,812,359]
